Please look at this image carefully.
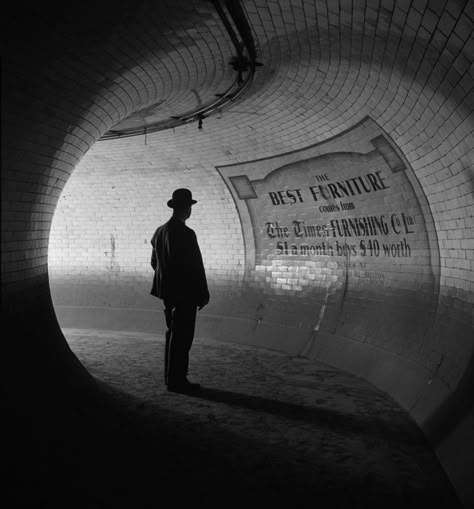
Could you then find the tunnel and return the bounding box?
[3,0,473,507]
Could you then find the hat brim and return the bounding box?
[167,199,197,208]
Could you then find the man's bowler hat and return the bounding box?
[167,188,197,208]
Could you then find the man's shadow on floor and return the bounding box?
[187,385,421,446]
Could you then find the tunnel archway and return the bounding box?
[3,1,474,506]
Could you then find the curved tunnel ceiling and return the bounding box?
[100,0,261,137]
[2,0,474,506]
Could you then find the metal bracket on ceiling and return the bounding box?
[100,0,262,140]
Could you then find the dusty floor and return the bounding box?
[6,328,460,508]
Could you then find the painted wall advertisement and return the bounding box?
[217,117,439,302]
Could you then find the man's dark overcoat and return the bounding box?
[150,216,209,305]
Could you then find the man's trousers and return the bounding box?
[164,301,197,385]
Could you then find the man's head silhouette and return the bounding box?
[167,188,197,209]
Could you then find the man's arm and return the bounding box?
[150,239,157,270]
[188,230,209,310]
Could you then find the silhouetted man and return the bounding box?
[150,188,209,393]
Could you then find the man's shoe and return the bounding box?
[167,380,201,394]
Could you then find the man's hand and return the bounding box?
[198,295,210,311]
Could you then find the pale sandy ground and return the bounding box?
[6,328,460,508]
